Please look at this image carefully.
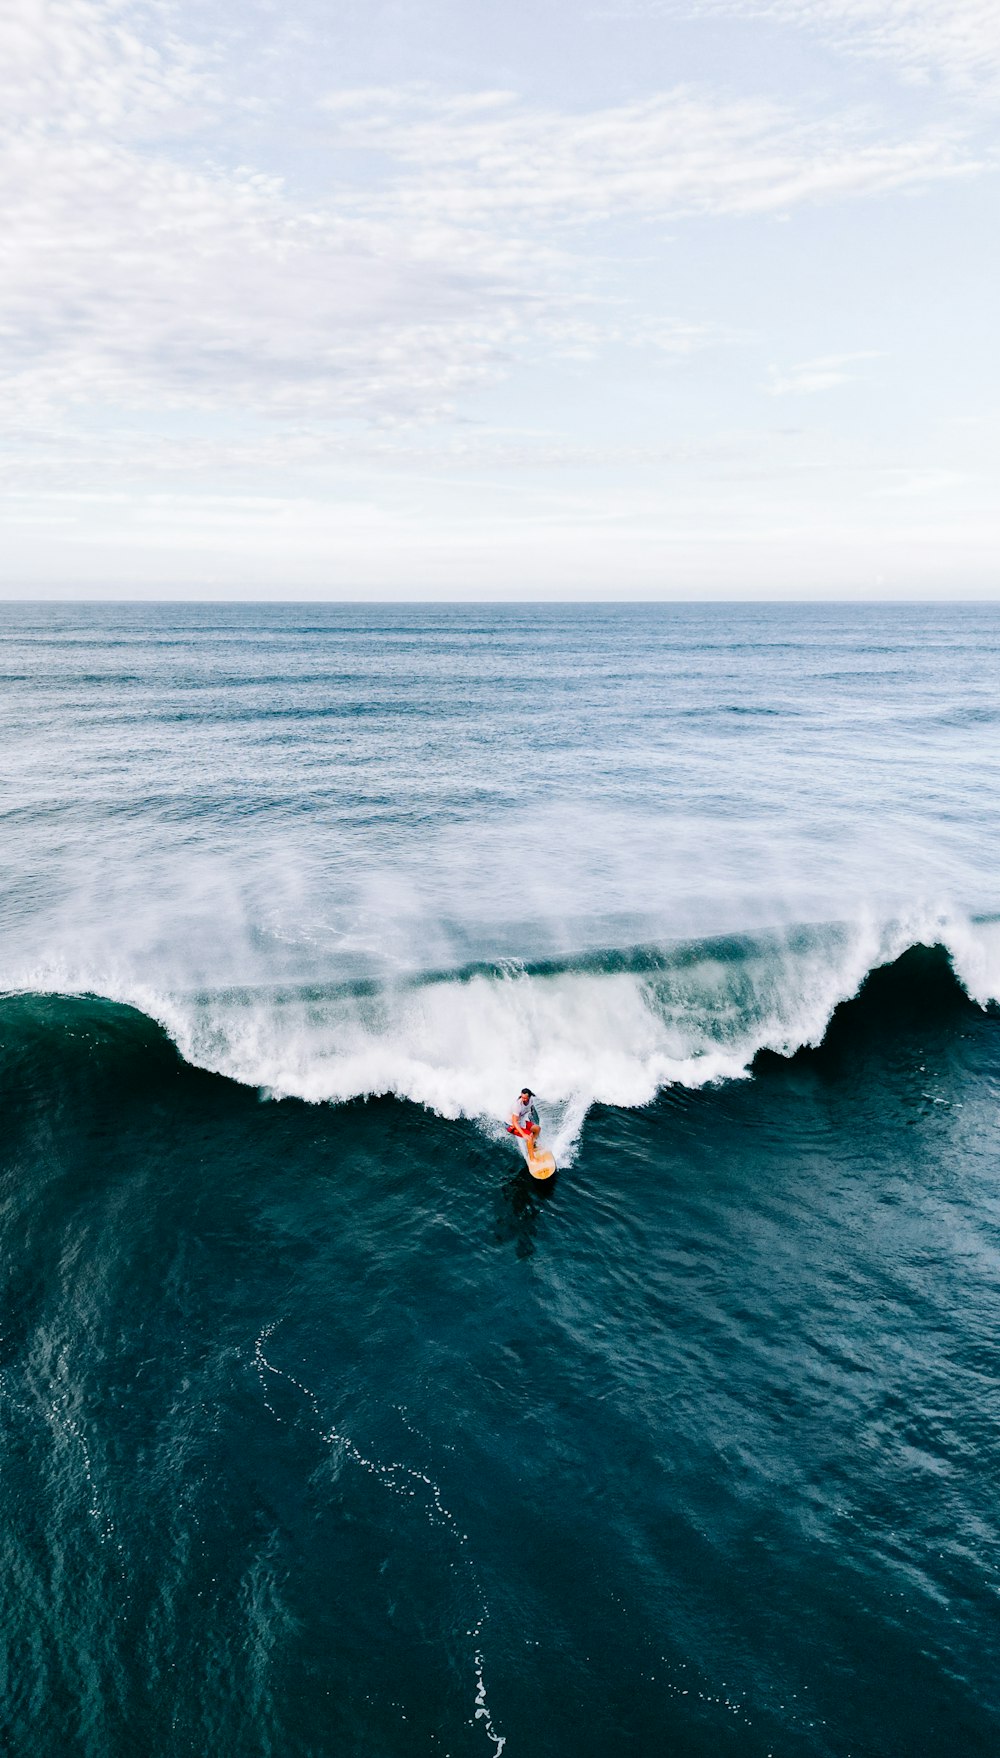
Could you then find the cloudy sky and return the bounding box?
[3,0,998,596]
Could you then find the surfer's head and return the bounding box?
[520,1088,534,1101]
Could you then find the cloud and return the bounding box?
[783,0,1000,90]
[0,137,524,427]
[0,4,541,436]
[767,349,882,394]
[324,84,982,228]
[0,120,524,430]
[0,0,990,453]
[629,0,1000,96]
[0,0,206,133]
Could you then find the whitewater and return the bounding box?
[1,604,998,1167]
[2,600,998,1161]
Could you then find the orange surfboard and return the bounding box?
[521,1139,557,1180]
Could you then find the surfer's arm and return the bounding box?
[507,1116,536,1139]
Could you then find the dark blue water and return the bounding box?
[1,602,999,1755]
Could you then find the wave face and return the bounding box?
[2,601,999,1158]
[8,918,1000,1167]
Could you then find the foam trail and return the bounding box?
[548,1091,592,1167]
[253,1325,506,1754]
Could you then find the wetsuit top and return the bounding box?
[516,1097,539,1132]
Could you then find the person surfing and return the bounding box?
[507,1088,556,1180]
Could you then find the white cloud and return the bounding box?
[324,84,982,228]
[0,0,987,445]
[2,0,997,597]
[643,0,1000,95]
[0,4,538,433]
[0,0,206,133]
[0,131,523,432]
[767,349,882,393]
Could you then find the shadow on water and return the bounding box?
[491,1165,559,1258]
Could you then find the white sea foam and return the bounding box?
[942,917,1000,1010]
[3,602,998,1165]
[10,908,996,1167]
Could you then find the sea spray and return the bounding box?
[8,912,997,1163]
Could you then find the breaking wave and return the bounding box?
[5,910,998,1166]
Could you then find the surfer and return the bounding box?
[508,1089,557,1179]
[508,1088,540,1148]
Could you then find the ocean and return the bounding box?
[1,599,999,1756]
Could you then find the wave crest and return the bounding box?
[9,912,998,1165]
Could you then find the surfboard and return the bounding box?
[521,1140,557,1180]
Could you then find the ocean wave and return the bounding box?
[5,912,998,1165]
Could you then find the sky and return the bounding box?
[2,0,998,598]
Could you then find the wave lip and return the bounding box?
[7,912,998,1166]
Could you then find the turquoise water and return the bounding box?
[1,602,999,1754]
